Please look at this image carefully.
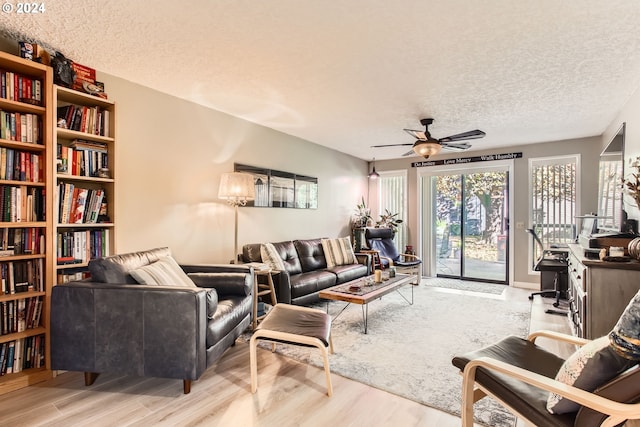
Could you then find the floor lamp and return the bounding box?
[218,172,255,263]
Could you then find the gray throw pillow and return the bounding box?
[547,335,636,414]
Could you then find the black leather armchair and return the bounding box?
[51,247,253,394]
[452,330,640,426]
[365,227,421,283]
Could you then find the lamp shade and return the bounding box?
[413,141,442,158]
[218,172,255,205]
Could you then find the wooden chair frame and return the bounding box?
[461,330,640,427]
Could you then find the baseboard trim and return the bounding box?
[512,281,538,290]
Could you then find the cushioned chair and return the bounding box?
[51,247,253,394]
[364,227,421,283]
[452,330,640,427]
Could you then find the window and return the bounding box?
[378,171,407,252]
[529,155,579,266]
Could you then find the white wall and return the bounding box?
[96,74,368,263]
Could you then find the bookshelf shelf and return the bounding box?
[55,174,114,183]
[0,50,53,393]
[56,128,114,144]
[53,85,115,284]
[0,98,46,115]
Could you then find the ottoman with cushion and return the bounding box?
[250,303,334,396]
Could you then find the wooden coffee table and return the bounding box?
[319,273,414,334]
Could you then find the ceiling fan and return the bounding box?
[372,118,486,159]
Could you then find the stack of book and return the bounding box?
[0,71,42,105]
[0,148,42,182]
[57,182,106,224]
[0,260,44,294]
[0,185,45,222]
[57,139,108,177]
[0,296,43,334]
[0,336,45,375]
[0,111,41,144]
[56,229,110,265]
[56,104,110,137]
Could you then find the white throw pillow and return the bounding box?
[321,237,356,268]
[260,243,286,271]
[129,256,196,287]
[546,335,636,414]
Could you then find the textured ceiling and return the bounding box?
[2,1,640,160]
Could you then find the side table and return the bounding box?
[361,249,383,271]
[253,268,278,330]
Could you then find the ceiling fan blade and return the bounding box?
[401,149,417,157]
[441,142,471,151]
[439,129,486,143]
[371,143,414,148]
[403,128,428,140]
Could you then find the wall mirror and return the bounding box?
[597,122,625,232]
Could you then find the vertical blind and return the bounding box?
[378,173,407,251]
[530,156,578,263]
[598,157,623,231]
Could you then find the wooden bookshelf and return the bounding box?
[53,85,116,284]
[0,50,54,394]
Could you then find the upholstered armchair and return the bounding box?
[364,227,421,283]
[51,247,253,394]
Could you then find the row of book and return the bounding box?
[58,182,106,224]
[56,229,110,265]
[1,259,45,294]
[0,185,46,223]
[57,104,110,137]
[57,139,108,177]
[0,335,45,375]
[0,148,43,182]
[0,296,43,336]
[0,227,45,256]
[57,270,90,284]
[0,71,43,106]
[0,111,41,144]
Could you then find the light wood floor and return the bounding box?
[0,286,573,427]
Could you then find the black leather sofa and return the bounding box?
[241,238,370,305]
[50,247,253,393]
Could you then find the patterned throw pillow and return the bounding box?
[609,290,640,360]
[546,335,636,414]
[129,256,196,287]
[260,243,286,271]
[321,237,356,268]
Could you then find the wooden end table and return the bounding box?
[253,268,278,330]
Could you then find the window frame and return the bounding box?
[528,154,581,272]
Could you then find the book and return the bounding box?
[4,341,14,374]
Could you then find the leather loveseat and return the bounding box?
[241,238,370,305]
[50,247,253,394]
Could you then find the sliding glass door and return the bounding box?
[432,168,509,283]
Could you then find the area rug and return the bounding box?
[425,277,507,295]
[242,285,532,427]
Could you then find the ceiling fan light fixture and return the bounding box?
[413,140,442,159]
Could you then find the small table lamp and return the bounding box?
[218,172,256,263]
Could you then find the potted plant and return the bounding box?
[352,197,372,228]
[376,209,403,233]
[623,156,640,209]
